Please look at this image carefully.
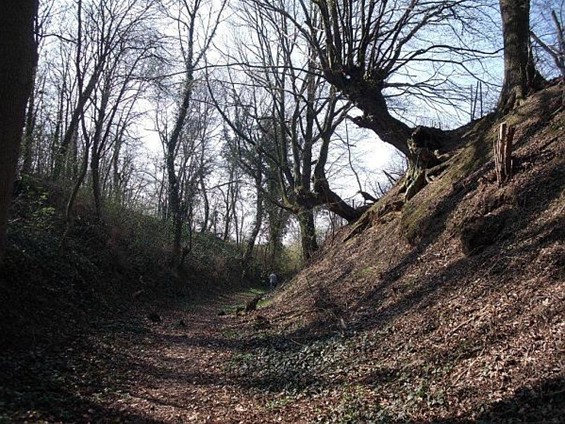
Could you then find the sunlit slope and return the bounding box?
[258,84,564,421]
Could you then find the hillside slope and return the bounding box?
[0,177,248,351]
[249,84,564,421]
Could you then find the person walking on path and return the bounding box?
[268,272,278,291]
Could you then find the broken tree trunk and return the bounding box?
[402,126,451,200]
[494,122,515,186]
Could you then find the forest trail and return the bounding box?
[1,290,295,424]
[98,292,276,423]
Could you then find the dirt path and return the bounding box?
[112,301,268,422]
[88,292,280,423]
[1,291,286,423]
[4,281,562,423]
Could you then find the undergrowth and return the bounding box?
[0,176,251,351]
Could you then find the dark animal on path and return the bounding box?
[245,294,264,312]
[147,312,162,323]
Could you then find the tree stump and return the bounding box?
[494,122,515,186]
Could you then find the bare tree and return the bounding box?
[531,2,565,81]
[498,0,546,111]
[151,0,227,267]
[52,0,149,180]
[88,32,159,220]
[0,0,38,260]
[212,0,366,258]
[20,1,54,175]
[220,121,266,277]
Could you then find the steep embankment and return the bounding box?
[246,84,564,421]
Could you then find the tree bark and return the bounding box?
[199,175,210,232]
[323,70,447,201]
[61,120,92,249]
[21,66,38,174]
[324,71,412,157]
[0,0,38,260]
[298,209,318,260]
[89,87,110,222]
[265,173,288,270]
[498,0,545,111]
[241,164,264,279]
[314,132,363,222]
[166,77,193,267]
[312,173,362,222]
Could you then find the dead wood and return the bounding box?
[494,122,515,185]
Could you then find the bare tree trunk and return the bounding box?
[314,132,363,222]
[498,0,545,111]
[241,167,264,279]
[160,0,226,268]
[111,139,122,201]
[169,176,183,266]
[53,64,105,181]
[0,0,38,260]
[91,142,103,220]
[21,66,38,174]
[222,185,232,242]
[166,77,193,266]
[531,10,565,106]
[49,83,65,175]
[298,209,318,260]
[199,175,209,232]
[331,80,412,157]
[89,88,109,222]
[61,121,91,249]
[266,180,287,270]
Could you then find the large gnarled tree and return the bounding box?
[257,0,496,200]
